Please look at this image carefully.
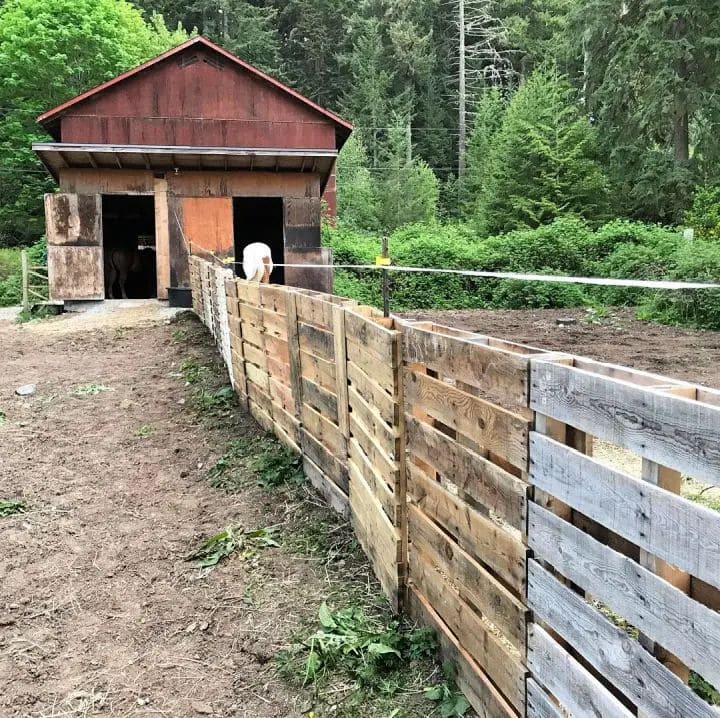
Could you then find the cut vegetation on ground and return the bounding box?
[0,310,453,717]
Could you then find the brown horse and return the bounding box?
[104,246,141,299]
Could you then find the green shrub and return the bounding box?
[0,237,46,307]
[686,184,720,242]
[322,218,720,328]
[0,247,21,281]
[640,239,720,329]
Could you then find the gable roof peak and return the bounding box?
[36,35,352,146]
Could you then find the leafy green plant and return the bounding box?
[191,384,237,413]
[207,437,260,492]
[188,526,279,568]
[686,184,720,242]
[172,326,190,342]
[690,672,720,706]
[74,383,110,396]
[280,602,404,688]
[180,358,207,385]
[253,444,304,488]
[278,602,442,704]
[0,499,26,517]
[0,410,6,425]
[134,424,154,438]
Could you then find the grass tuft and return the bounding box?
[0,499,27,517]
[74,383,110,396]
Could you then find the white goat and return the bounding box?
[242,242,274,283]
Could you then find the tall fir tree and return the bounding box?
[462,87,506,217]
[577,0,720,222]
[477,67,608,234]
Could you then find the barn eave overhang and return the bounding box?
[32,143,338,189]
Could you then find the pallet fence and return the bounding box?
[190,256,720,718]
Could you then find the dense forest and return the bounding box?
[1,0,720,326]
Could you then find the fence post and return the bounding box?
[21,249,29,313]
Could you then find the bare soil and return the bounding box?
[402,307,720,389]
[0,311,391,718]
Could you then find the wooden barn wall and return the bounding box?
[51,169,324,299]
[58,46,337,150]
[191,256,720,718]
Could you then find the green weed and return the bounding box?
[253,444,304,488]
[15,305,56,324]
[180,358,207,385]
[172,326,190,342]
[191,384,236,414]
[690,672,720,706]
[278,602,438,698]
[424,662,471,718]
[0,410,6,425]
[134,424,155,438]
[0,499,26,517]
[189,526,279,569]
[74,383,110,396]
[207,437,260,491]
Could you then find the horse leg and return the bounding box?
[107,264,118,299]
[119,269,129,299]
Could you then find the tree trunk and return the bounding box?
[674,98,689,164]
[672,15,689,164]
[458,0,467,177]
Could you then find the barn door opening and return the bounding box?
[233,197,285,285]
[102,195,157,299]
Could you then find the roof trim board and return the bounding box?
[32,142,338,190]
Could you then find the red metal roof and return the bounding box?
[36,35,353,145]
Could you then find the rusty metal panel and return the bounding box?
[45,193,101,246]
[181,197,234,259]
[48,246,104,300]
[167,171,320,199]
[285,247,333,293]
[58,46,338,150]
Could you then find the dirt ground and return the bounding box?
[402,307,720,389]
[0,309,388,718]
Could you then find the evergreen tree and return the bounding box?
[462,87,506,216]
[336,135,381,231]
[379,125,440,230]
[477,67,608,234]
[134,0,280,73]
[577,0,720,222]
[270,0,354,109]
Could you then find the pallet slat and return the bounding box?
[404,368,529,471]
[529,432,720,590]
[528,560,718,718]
[529,502,720,688]
[407,415,527,530]
[530,360,720,484]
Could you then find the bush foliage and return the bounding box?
[323,219,720,328]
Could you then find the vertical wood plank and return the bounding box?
[332,303,350,449]
[638,458,691,685]
[154,177,170,300]
[285,290,304,422]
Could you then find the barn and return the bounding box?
[32,35,352,303]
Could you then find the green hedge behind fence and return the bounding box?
[323,219,720,329]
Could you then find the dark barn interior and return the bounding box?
[233,197,285,285]
[102,195,157,298]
